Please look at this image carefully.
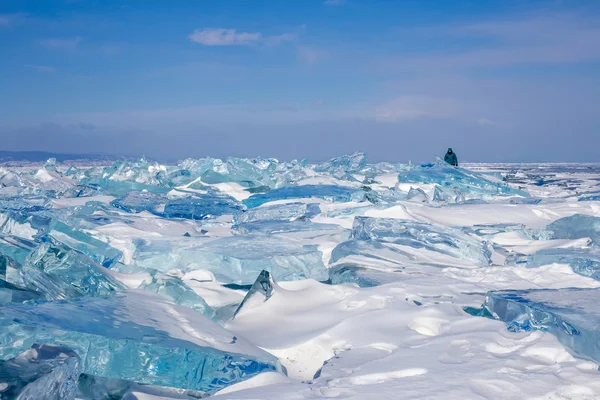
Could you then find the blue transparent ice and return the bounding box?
[397,161,528,199]
[233,202,320,225]
[313,152,367,180]
[0,279,40,305]
[327,264,402,288]
[0,234,37,265]
[111,191,167,214]
[163,194,242,220]
[77,374,133,400]
[20,241,125,300]
[134,235,326,285]
[351,216,491,265]
[233,270,277,319]
[243,185,365,208]
[524,248,600,280]
[190,157,276,188]
[42,222,122,268]
[0,290,280,393]
[0,344,81,400]
[546,214,600,244]
[113,264,218,320]
[1,256,40,305]
[233,220,347,239]
[80,177,171,197]
[330,239,411,266]
[481,288,600,364]
[406,187,428,203]
[579,192,600,202]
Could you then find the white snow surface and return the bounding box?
[12,162,600,399]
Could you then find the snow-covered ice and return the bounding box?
[2,155,600,399]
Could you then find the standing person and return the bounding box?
[444,148,458,166]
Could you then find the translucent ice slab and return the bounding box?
[546,214,600,244]
[0,344,81,400]
[0,290,280,393]
[233,202,320,225]
[132,235,326,285]
[481,288,600,364]
[243,184,365,208]
[351,216,491,266]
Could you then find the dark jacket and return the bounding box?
[444,149,458,166]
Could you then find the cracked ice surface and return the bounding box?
[1,156,600,399]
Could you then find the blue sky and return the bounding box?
[1,0,599,162]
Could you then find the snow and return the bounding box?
[4,159,600,399]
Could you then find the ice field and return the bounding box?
[2,154,600,399]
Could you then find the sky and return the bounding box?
[1,0,599,163]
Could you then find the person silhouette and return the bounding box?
[444,148,458,166]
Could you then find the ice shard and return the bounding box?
[327,264,402,288]
[110,191,167,214]
[163,193,242,220]
[397,161,528,199]
[0,256,40,305]
[41,222,123,268]
[406,187,428,203]
[20,241,125,300]
[135,269,217,321]
[313,152,367,180]
[351,216,491,266]
[480,288,600,364]
[243,184,365,208]
[188,157,276,188]
[233,270,278,318]
[330,239,412,266]
[524,248,600,280]
[233,220,348,241]
[0,344,81,400]
[132,235,326,284]
[233,202,320,225]
[546,214,600,244]
[0,290,280,393]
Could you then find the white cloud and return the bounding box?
[189,28,262,46]
[324,0,346,6]
[41,36,83,50]
[25,65,56,72]
[264,33,297,46]
[297,47,330,65]
[189,28,298,47]
[375,96,458,122]
[477,117,496,126]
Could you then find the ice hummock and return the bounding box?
[233,270,278,318]
[524,248,600,280]
[131,235,327,285]
[397,160,528,200]
[327,263,403,288]
[243,185,366,208]
[545,214,600,244]
[313,152,367,180]
[19,241,125,300]
[111,191,167,214]
[0,290,280,393]
[0,344,81,400]
[479,288,600,365]
[162,193,242,220]
[351,216,491,266]
[1,256,41,305]
[113,265,218,320]
[233,202,320,225]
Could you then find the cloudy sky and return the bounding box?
[1,0,599,162]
